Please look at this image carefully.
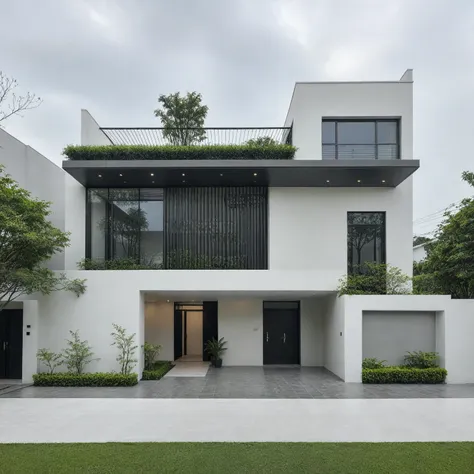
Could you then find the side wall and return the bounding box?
[323,295,345,380]
[81,109,112,146]
[0,128,66,270]
[269,182,413,279]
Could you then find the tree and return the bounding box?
[0,71,42,127]
[154,91,208,145]
[111,324,137,375]
[413,171,474,298]
[246,136,279,146]
[0,166,86,312]
[413,235,431,247]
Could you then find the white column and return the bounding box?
[343,297,363,383]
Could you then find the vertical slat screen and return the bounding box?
[164,187,267,269]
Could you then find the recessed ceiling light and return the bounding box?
[326,180,330,183]
[166,299,170,303]
[98,174,102,178]
[182,173,185,176]
[382,179,386,183]
[119,173,123,177]
[357,179,361,183]
[150,173,154,176]
[152,181,155,184]
[220,173,223,177]
[124,181,127,184]
[182,180,186,183]
[253,172,258,176]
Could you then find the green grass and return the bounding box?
[1,442,473,473]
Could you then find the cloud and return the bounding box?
[0,0,473,229]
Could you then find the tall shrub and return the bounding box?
[62,330,98,374]
[111,324,138,375]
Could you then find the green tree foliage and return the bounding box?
[154,91,208,145]
[111,324,138,375]
[36,348,64,374]
[337,262,411,296]
[413,235,431,247]
[413,171,474,298]
[0,167,86,312]
[246,136,279,146]
[62,330,98,374]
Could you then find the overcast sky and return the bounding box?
[1,0,473,235]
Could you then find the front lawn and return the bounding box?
[1,442,473,473]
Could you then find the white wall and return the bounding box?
[269,181,413,279]
[22,301,39,383]
[284,76,413,161]
[81,109,112,146]
[0,128,66,270]
[144,301,174,361]
[323,295,345,379]
[218,299,263,366]
[64,175,86,269]
[300,298,324,366]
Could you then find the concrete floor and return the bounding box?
[3,367,474,399]
[1,398,474,443]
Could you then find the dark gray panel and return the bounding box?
[164,187,267,269]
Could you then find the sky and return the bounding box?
[1,0,474,236]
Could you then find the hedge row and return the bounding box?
[63,144,296,161]
[33,373,138,387]
[78,258,161,271]
[142,361,173,381]
[362,367,447,384]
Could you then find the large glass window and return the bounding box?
[347,212,385,274]
[86,188,163,267]
[322,120,399,160]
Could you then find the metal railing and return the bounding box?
[322,144,399,160]
[100,127,293,146]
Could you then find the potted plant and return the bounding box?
[204,337,227,368]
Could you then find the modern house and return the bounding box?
[2,69,474,384]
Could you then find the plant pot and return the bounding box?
[213,358,223,368]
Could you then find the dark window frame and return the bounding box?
[347,211,386,274]
[322,119,400,160]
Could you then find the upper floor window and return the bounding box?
[322,119,399,160]
[347,212,386,274]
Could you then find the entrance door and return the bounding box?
[263,302,300,365]
[0,310,23,379]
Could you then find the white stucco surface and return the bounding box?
[323,295,345,380]
[2,398,474,443]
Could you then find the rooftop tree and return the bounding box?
[0,71,42,127]
[154,91,208,145]
[0,167,86,312]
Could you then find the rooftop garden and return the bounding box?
[63,143,296,161]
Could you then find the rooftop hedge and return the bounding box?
[63,144,296,161]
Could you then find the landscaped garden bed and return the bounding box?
[33,373,138,387]
[362,351,447,384]
[142,361,173,380]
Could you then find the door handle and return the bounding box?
[266,332,269,342]
[283,333,286,344]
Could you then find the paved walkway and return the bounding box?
[3,367,474,399]
[1,398,474,443]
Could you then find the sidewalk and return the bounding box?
[1,398,474,443]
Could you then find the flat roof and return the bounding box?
[63,159,419,188]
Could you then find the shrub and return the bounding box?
[337,262,411,296]
[36,349,64,374]
[362,367,447,384]
[142,361,173,381]
[142,342,162,371]
[78,258,161,270]
[33,373,138,387]
[404,351,439,368]
[362,357,386,369]
[63,144,296,161]
[111,324,138,375]
[62,330,99,374]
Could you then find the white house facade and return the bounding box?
[2,69,474,385]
